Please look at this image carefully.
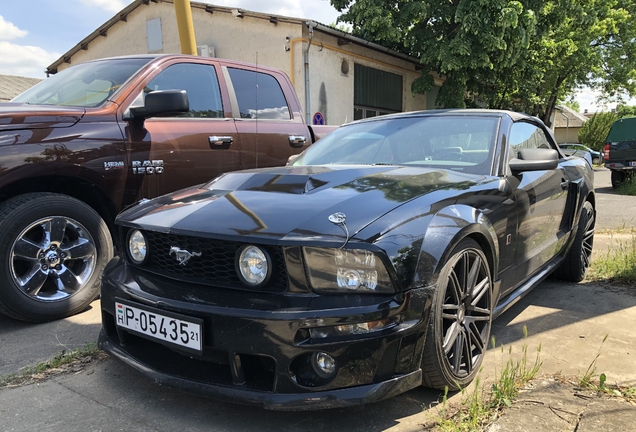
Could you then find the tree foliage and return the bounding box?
[563,99,581,113]
[617,105,636,118]
[578,111,619,151]
[331,0,636,126]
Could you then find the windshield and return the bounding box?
[12,58,153,107]
[293,115,499,175]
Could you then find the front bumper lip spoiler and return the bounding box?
[98,331,423,411]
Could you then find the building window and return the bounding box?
[146,18,163,52]
[353,106,397,120]
[427,85,441,110]
[353,64,402,120]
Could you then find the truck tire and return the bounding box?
[0,193,113,322]
[611,170,625,189]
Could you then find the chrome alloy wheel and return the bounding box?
[9,216,97,302]
[441,248,492,379]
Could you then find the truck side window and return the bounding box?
[144,63,223,118]
[227,68,290,120]
[509,122,552,159]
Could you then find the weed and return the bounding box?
[0,343,104,388]
[579,334,608,387]
[428,326,542,431]
[578,335,636,401]
[587,234,636,285]
[616,176,636,196]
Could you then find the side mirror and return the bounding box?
[509,148,559,174]
[128,90,189,120]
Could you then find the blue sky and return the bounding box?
[0,0,627,112]
[0,0,341,78]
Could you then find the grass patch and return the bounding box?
[587,234,636,285]
[0,343,106,389]
[429,326,542,431]
[615,176,636,196]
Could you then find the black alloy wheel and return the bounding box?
[554,201,595,282]
[422,238,492,391]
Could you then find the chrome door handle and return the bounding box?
[209,136,233,146]
[289,135,307,147]
[561,180,569,190]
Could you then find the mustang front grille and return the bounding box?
[136,231,288,292]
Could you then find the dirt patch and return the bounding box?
[0,351,108,389]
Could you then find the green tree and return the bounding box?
[578,111,619,151]
[617,105,636,118]
[563,99,581,113]
[331,0,636,126]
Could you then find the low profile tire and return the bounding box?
[0,193,113,322]
[611,170,624,189]
[421,238,493,391]
[554,201,595,283]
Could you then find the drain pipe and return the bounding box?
[304,21,317,125]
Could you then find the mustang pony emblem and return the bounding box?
[169,246,202,266]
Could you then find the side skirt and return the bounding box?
[493,258,563,319]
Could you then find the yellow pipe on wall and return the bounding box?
[174,0,197,55]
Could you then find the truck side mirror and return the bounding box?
[128,90,189,120]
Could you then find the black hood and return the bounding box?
[118,165,487,244]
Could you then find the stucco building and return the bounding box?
[553,105,588,144]
[46,0,439,126]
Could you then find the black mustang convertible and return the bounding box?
[98,109,595,410]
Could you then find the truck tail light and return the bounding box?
[604,143,610,161]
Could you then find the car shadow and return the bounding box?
[491,279,636,347]
[55,357,443,432]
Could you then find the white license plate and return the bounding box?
[115,301,202,352]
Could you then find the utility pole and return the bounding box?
[174,0,197,55]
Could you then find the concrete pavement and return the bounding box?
[1,249,634,431]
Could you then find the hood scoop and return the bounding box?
[214,172,329,195]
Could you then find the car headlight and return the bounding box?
[303,247,394,293]
[127,230,148,264]
[236,245,271,287]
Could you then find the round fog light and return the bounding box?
[311,352,336,379]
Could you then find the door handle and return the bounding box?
[289,135,307,147]
[561,179,569,190]
[209,136,233,147]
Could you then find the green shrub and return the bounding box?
[578,111,619,151]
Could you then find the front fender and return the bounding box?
[423,205,498,287]
[365,204,498,293]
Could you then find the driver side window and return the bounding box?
[509,122,552,159]
[138,63,224,118]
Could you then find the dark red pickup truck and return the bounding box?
[0,54,335,322]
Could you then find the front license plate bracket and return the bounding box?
[114,298,204,356]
